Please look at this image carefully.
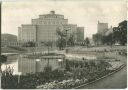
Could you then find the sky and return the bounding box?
[2,0,127,38]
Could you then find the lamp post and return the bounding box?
[65,28,70,54]
[65,28,71,48]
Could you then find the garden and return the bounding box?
[1,59,120,89]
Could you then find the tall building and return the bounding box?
[18,25,37,42]
[97,21,108,35]
[105,26,113,36]
[76,27,84,42]
[18,11,84,43]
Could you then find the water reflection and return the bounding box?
[1,53,98,75]
[65,53,97,60]
[2,54,65,75]
[1,61,18,75]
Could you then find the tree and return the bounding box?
[84,37,90,47]
[22,41,36,47]
[0,55,7,73]
[43,65,52,81]
[56,27,66,50]
[118,20,127,45]
[102,33,113,45]
[28,41,36,47]
[42,41,53,54]
[67,34,75,46]
[44,65,52,73]
[65,59,71,71]
[57,37,66,50]
[1,67,18,89]
[113,27,120,44]
[93,33,103,46]
[113,20,127,45]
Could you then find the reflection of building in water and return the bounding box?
[18,58,36,74]
[18,55,65,75]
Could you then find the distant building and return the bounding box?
[18,11,84,44]
[1,33,17,42]
[18,25,37,42]
[1,34,18,47]
[105,26,113,36]
[92,21,109,45]
[76,27,84,42]
[97,21,108,35]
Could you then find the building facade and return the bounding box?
[76,27,84,42]
[1,34,18,47]
[97,21,108,35]
[18,11,84,43]
[105,26,113,36]
[18,25,37,42]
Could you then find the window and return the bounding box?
[48,21,50,24]
[44,22,46,24]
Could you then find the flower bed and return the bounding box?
[37,78,88,89]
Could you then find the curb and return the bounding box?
[73,64,126,89]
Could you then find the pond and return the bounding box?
[1,52,126,88]
[1,53,100,75]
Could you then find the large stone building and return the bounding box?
[18,11,84,43]
[97,21,108,35]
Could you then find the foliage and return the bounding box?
[113,20,127,45]
[56,28,66,50]
[1,59,112,89]
[44,65,52,73]
[22,41,36,47]
[0,55,7,63]
[102,33,113,45]
[84,37,90,47]
[67,34,75,46]
[1,67,18,89]
[8,46,26,51]
[56,27,75,50]
[41,41,53,54]
[93,33,103,45]
[56,37,66,50]
[42,41,53,48]
[0,55,7,72]
[93,20,127,46]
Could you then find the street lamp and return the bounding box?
[58,59,62,62]
[58,59,63,68]
[65,28,71,54]
[65,27,71,48]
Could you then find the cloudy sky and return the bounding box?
[2,0,127,38]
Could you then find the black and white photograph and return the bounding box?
[0,0,127,89]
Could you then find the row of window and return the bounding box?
[40,15,64,19]
[32,20,67,25]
